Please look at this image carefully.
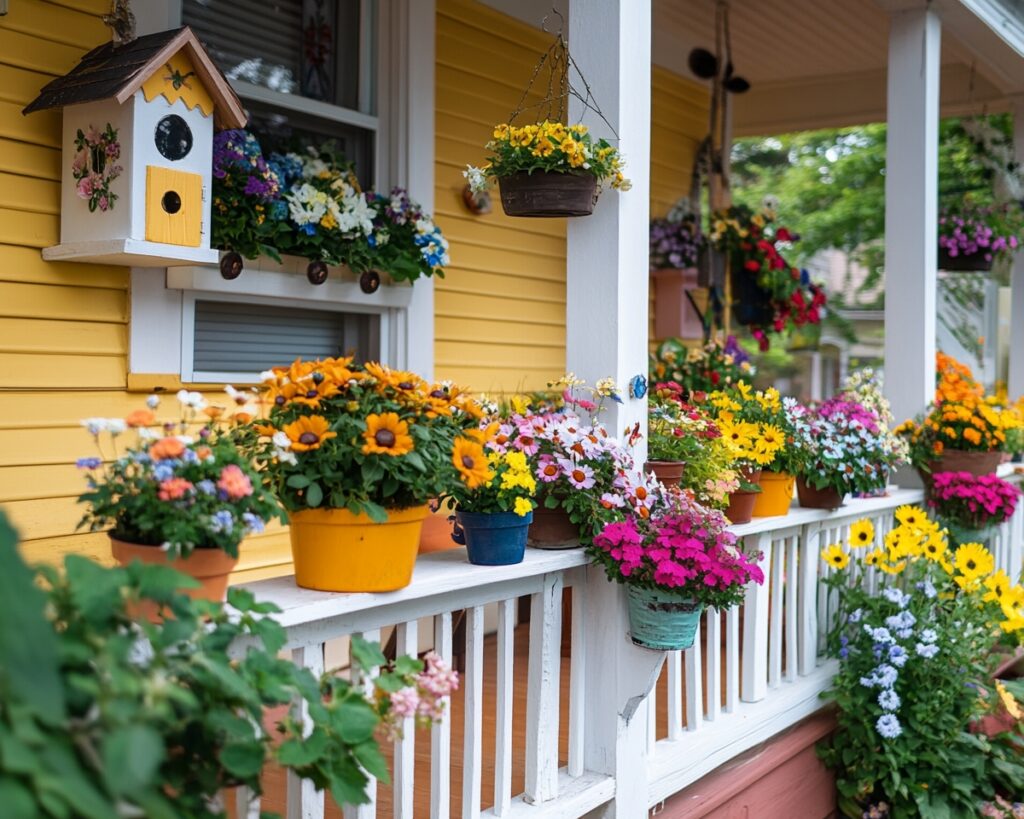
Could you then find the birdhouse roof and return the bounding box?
[23,26,247,129]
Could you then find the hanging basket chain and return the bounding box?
[507,8,620,141]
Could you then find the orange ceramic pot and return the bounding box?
[289,505,428,592]
[645,460,685,487]
[751,471,795,517]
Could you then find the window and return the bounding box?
[187,299,380,382]
[182,0,378,184]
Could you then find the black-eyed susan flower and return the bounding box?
[864,548,885,567]
[984,569,1012,604]
[452,437,493,489]
[821,543,849,570]
[894,504,926,528]
[954,542,994,582]
[848,518,875,549]
[362,413,414,456]
[283,415,337,453]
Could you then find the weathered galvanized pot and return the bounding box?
[626,585,704,651]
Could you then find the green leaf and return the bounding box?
[276,729,328,767]
[306,482,324,508]
[0,778,39,819]
[334,699,379,744]
[350,636,386,671]
[0,513,65,721]
[227,586,257,612]
[287,475,312,489]
[220,742,266,778]
[353,739,390,782]
[362,500,387,523]
[328,755,371,806]
[101,725,164,798]
[66,554,129,620]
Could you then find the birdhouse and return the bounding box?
[23,27,247,267]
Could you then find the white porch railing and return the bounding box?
[232,477,1024,818]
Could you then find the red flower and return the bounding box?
[744,259,760,272]
[776,227,793,242]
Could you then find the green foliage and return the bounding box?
[0,511,443,817]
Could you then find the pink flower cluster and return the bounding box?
[384,651,460,740]
[593,497,764,595]
[217,464,253,500]
[929,471,1020,528]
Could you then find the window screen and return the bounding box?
[192,300,379,375]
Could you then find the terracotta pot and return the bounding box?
[938,247,993,272]
[725,490,758,524]
[796,477,845,510]
[927,449,1004,479]
[752,471,795,517]
[289,505,427,592]
[645,460,685,487]
[738,465,763,484]
[527,506,581,550]
[497,170,597,217]
[110,537,238,621]
[651,267,703,339]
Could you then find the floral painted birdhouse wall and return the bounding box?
[23,27,246,267]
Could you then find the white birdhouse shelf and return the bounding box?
[23,27,247,267]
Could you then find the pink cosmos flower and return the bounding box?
[559,459,595,489]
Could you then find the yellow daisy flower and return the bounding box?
[821,543,849,570]
[954,542,995,581]
[848,519,875,549]
[894,505,927,528]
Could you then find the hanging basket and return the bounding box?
[938,248,992,272]
[729,264,775,327]
[498,171,597,218]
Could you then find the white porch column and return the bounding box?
[1010,96,1024,398]
[883,6,941,423]
[567,3,663,817]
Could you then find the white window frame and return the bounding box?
[128,0,436,384]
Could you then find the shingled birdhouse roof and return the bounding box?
[23,26,247,130]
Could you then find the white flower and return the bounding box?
[106,418,126,436]
[463,165,489,194]
[272,431,291,450]
[275,447,298,466]
[81,417,108,436]
[176,389,206,410]
[146,394,160,409]
[138,427,159,441]
[259,370,276,383]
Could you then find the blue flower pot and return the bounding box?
[452,510,532,566]
[626,585,704,651]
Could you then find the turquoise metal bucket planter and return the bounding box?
[626,585,704,651]
[452,510,532,566]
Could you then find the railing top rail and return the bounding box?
[238,547,589,628]
[729,487,926,538]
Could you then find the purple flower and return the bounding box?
[76,457,102,469]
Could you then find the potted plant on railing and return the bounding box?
[896,353,1011,481]
[938,201,1022,272]
[927,471,1020,548]
[818,508,1024,816]
[0,511,457,816]
[650,335,755,397]
[650,214,704,338]
[835,368,909,497]
[249,358,483,592]
[444,443,538,566]
[708,382,797,517]
[463,121,630,218]
[792,395,902,510]
[590,494,764,651]
[76,392,283,605]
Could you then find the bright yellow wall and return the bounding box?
[434,0,709,391]
[0,0,707,572]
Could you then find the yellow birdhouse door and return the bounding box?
[145,166,202,246]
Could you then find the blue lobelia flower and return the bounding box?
[878,688,901,711]
[876,713,902,739]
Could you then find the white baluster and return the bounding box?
[235,788,260,819]
[785,535,799,682]
[684,619,703,731]
[725,606,739,712]
[462,606,485,819]
[666,650,683,739]
[432,611,453,819]
[288,644,325,819]
[799,524,821,675]
[524,573,563,804]
[394,620,418,819]
[346,629,380,819]
[567,581,586,778]
[742,533,772,703]
[647,671,658,752]
[494,599,516,815]
[768,536,784,688]
[705,609,721,721]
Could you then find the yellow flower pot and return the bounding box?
[289,505,429,592]
[751,471,795,517]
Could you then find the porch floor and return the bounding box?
[239,615,728,817]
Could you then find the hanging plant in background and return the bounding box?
[210,129,448,289]
[708,201,826,350]
[463,9,629,218]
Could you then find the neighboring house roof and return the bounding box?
[22,26,247,129]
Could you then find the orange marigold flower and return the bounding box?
[203,405,226,420]
[149,436,186,461]
[452,437,494,488]
[963,427,982,446]
[362,413,415,456]
[290,378,340,409]
[283,416,337,453]
[195,446,212,460]
[232,412,254,424]
[125,409,156,428]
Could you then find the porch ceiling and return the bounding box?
[653,0,1024,136]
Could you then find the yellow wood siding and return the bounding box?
[0,0,707,576]
[434,0,708,389]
